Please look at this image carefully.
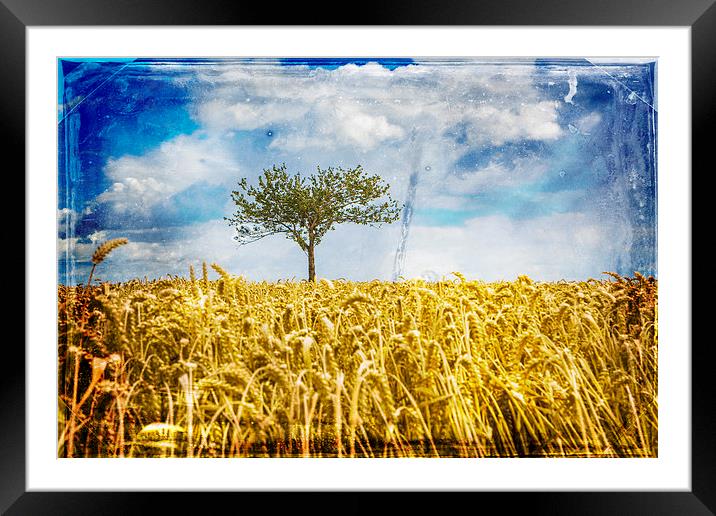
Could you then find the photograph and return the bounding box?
[57,56,658,459]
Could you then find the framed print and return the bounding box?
[8,1,708,514]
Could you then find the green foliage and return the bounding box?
[226,163,402,254]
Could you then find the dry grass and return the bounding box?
[57,268,657,458]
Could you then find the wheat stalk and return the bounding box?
[87,238,128,286]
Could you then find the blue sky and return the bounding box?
[58,58,657,284]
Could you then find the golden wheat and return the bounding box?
[86,238,129,287]
[58,268,657,458]
[91,238,129,265]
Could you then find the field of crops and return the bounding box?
[58,266,657,458]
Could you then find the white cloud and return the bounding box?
[266,99,405,151]
[462,101,562,146]
[190,61,565,155]
[97,133,240,216]
[197,99,308,131]
[442,161,549,196]
[324,102,405,150]
[402,213,632,282]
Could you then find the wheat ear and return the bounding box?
[87,238,128,286]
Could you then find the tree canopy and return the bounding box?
[226,164,402,280]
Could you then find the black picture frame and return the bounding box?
[6,1,708,514]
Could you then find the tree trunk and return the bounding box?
[307,242,316,282]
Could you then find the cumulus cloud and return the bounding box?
[461,101,562,146]
[190,60,565,155]
[197,99,308,131]
[268,100,405,151]
[97,133,240,217]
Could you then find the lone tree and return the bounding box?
[226,163,402,281]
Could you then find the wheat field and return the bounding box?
[57,266,657,458]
